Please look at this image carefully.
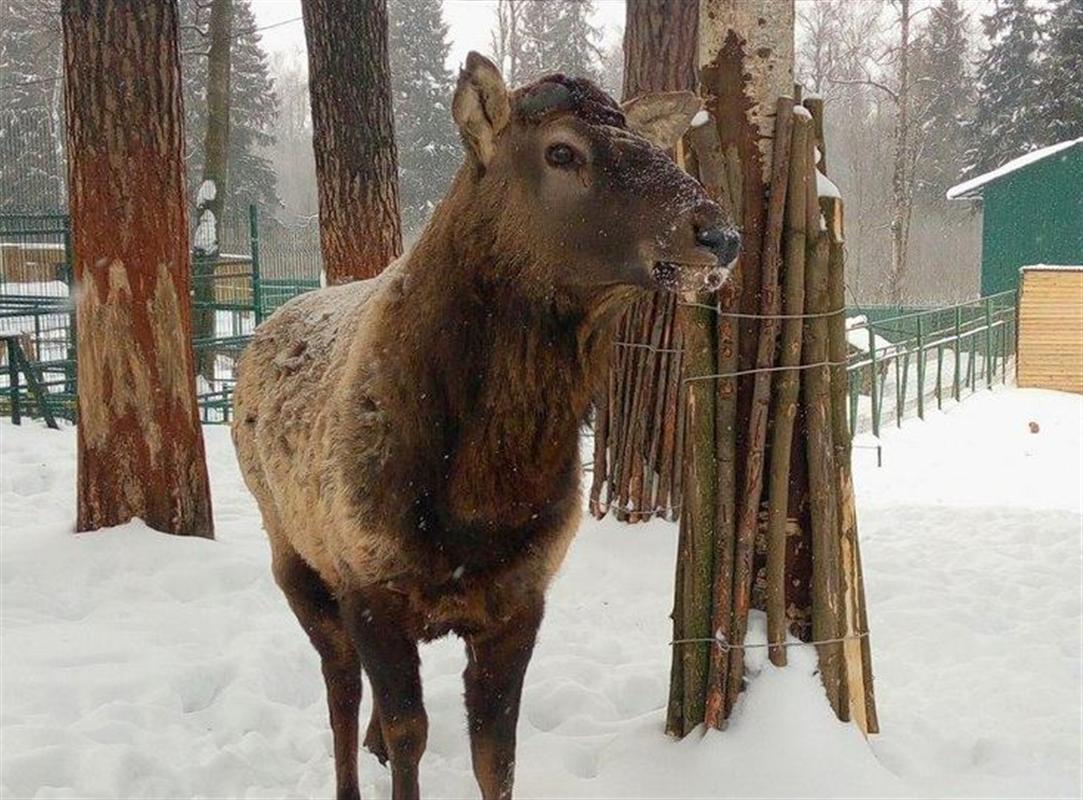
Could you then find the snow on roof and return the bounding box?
[1020,263,1083,273]
[947,137,1083,199]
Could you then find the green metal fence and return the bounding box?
[844,290,1018,438]
[2,206,1017,432]
[1,206,320,425]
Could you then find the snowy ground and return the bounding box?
[1,388,1080,799]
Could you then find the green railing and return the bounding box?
[844,290,1017,438]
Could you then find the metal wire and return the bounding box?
[589,499,680,519]
[671,630,869,651]
[682,359,850,384]
[613,341,684,354]
[675,302,848,320]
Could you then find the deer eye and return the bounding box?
[545,143,577,169]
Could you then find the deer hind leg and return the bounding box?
[363,701,389,765]
[341,588,427,800]
[463,597,544,800]
[271,545,362,800]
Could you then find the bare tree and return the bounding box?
[489,0,524,87]
[825,0,930,304]
[301,0,402,283]
[193,0,233,380]
[62,0,214,538]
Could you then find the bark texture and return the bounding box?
[63,0,214,538]
[699,0,796,726]
[623,0,699,100]
[302,0,402,284]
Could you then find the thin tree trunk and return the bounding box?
[63,0,214,538]
[302,0,402,283]
[888,0,911,305]
[193,0,233,381]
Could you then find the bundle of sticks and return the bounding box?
[592,92,879,736]
[589,291,684,522]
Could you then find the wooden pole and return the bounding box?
[706,98,795,728]
[765,112,810,667]
[801,102,847,716]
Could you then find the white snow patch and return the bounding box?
[947,137,1083,199]
[196,179,217,206]
[816,170,841,199]
[846,315,896,355]
[689,109,710,128]
[193,209,217,253]
[1,388,1081,798]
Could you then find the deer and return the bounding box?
[231,52,739,800]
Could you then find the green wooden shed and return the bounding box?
[948,138,1083,296]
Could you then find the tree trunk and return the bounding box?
[302,0,402,284]
[193,0,233,381]
[622,0,699,100]
[699,0,795,725]
[888,0,911,306]
[63,0,214,538]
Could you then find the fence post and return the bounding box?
[6,338,21,425]
[895,352,904,428]
[249,204,264,324]
[849,370,858,438]
[984,297,993,389]
[63,219,77,398]
[868,325,880,437]
[969,330,977,391]
[916,315,925,420]
[953,306,962,401]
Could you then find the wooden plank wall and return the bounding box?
[1018,267,1083,394]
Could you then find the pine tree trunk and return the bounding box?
[622,0,699,100]
[302,0,402,284]
[63,0,214,538]
[194,0,233,381]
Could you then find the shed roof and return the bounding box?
[1019,264,1083,273]
[947,138,1083,200]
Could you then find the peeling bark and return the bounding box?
[63,0,214,538]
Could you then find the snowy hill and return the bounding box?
[1,388,1080,798]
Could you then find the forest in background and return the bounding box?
[1,0,1080,303]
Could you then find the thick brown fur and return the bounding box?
[232,53,733,800]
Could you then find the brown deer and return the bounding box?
[232,53,738,800]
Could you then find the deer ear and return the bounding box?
[622,91,704,150]
[452,51,511,167]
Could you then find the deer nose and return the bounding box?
[695,226,742,265]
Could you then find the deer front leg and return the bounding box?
[463,597,544,800]
[341,589,426,800]
[271,546,361,800]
